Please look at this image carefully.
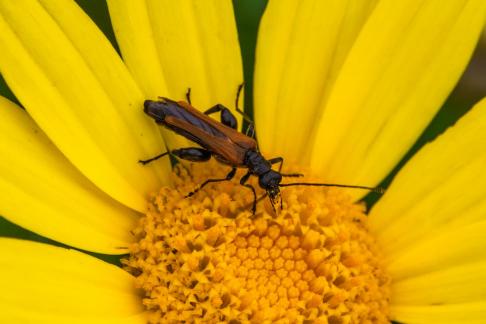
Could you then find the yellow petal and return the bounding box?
[107,0,244,148]
[0,238,146,324]
[386,221,486,280]
[0,96,137,255]
[0,0,171,212]
[369,98,486,255]
[391,261,486,305]
[254,0,377,160]
[391,302,486,324]
[310,0,486,196]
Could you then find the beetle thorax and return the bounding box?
[244,150,272,176]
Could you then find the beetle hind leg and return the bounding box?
[204,104,238,130]
[185,167,237,198]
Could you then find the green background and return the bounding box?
[0,0,484,272]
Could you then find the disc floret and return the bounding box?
[124,163,390,323]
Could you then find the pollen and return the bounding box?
[124,162,391,323]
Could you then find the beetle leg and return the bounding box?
[267,156,303,177]
[138,152,170,165]
[234,83,252,123]
[240,171,257,215]
[234,83,260,142]
[172,147,211,162]
[268,157,283,172]
[185,88,192,104]
[240,171,251,184]
[186,167,237,198]
[234,83,259,137]
[248,121,256,134]
[139,147,211,165]
[204,104,238,130]
[201,84,258,144]
[205,103,258,144]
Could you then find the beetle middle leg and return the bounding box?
[239,171,257,215]
[139,147,211,165]
[268,157,303,177]
[186,167,237,198]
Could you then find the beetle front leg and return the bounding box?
[267,157,284,171]
[267,157,303,177]
[240,171,257,215]
[139,147,211,165]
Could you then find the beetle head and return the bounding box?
[259,170,282,208]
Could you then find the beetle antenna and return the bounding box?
[279,182,385,194]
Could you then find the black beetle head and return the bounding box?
[259,170,282,206]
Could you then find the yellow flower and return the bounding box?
[0,0,485,323]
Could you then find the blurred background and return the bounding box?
[0,0,485,264]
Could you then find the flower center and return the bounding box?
[125,162,390,323]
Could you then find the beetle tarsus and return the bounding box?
[186,88,192,104]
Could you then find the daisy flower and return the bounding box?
[0,0,485,323]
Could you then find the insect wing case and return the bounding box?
[160,99,257,166]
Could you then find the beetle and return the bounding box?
[141,85,382,214]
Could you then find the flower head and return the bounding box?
[126,163,390,322]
